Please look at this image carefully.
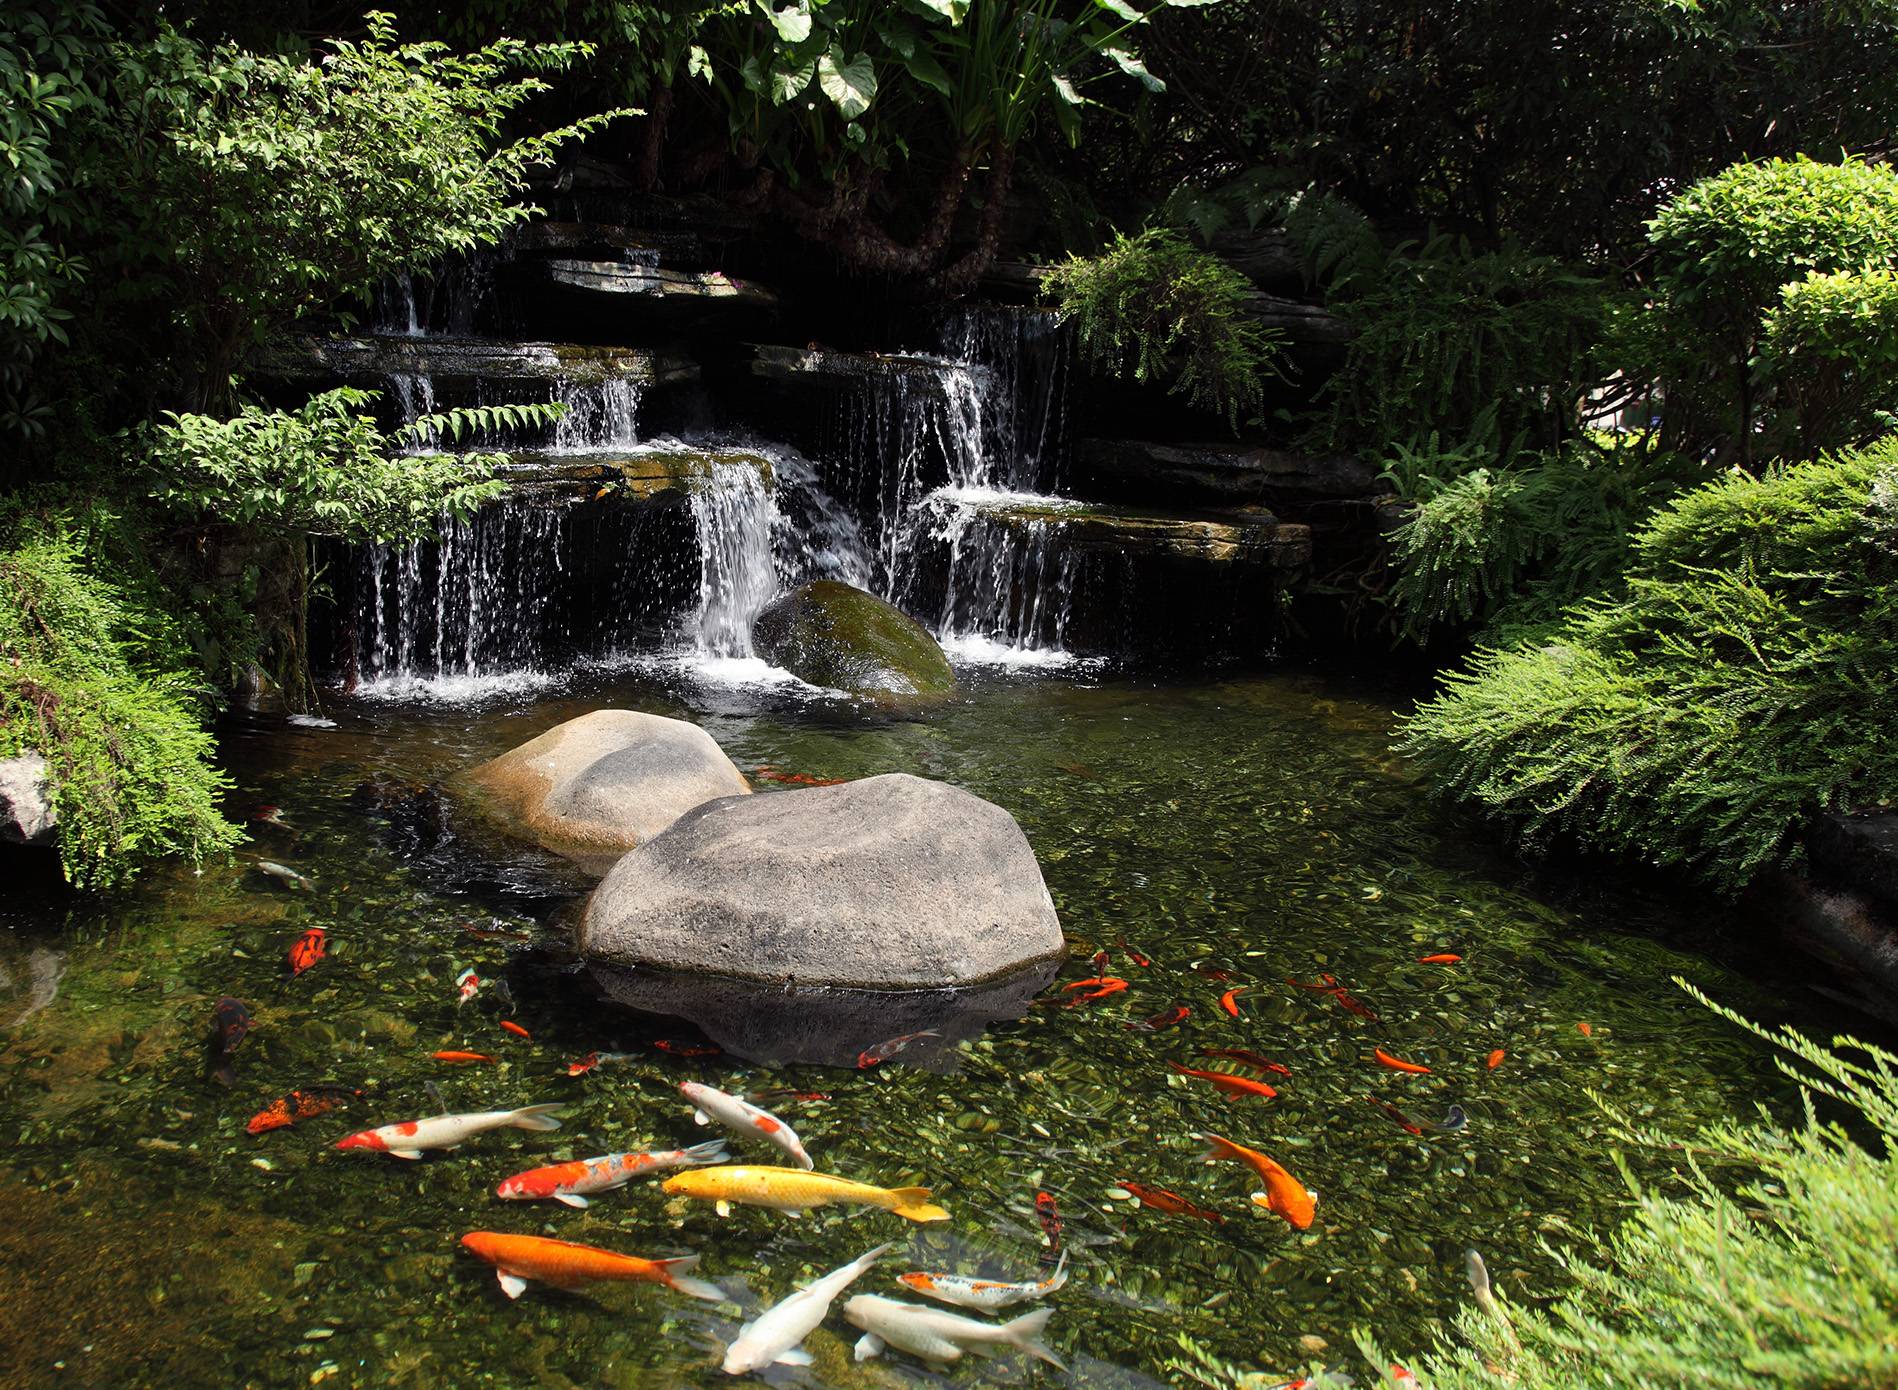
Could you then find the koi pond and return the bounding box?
[0,661,1840,1388]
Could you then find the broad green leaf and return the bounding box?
[1101,46,1164,92]
[1093,0,1144,20]
[763,4,813,44]
[771,58,816,104]
[687,45,713,81]
[1052,72,1084,105]
[817,48,877,120]
[903,48,953,98]
[910,0,967,22]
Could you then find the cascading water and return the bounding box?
[688,460,780,659]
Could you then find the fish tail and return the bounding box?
[1001,1308,1065,1370]
[886,1188,949,1223]
[507,1103,566,1131]
[651,1255,725,1303]
[682,1138,731,1164]
[1042,1249,1070,1294]
[1198,1131,1245,1164]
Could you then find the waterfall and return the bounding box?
[922,488,1084,661]
[688,460,780,658]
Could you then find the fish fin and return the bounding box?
[387,1149,425,1160]
[773,1349,814,1367]
[683,1139,730,1164]
[497,1272,528,1300]
[854,1333,885,1362]
[508,1103,565,1131]
[653,1256,725,1303]
[715,1200,731,1218]
[887,1188,949,1223]
[1199,1131,1245,1164]
[783,1207,803,1219]
[555,1192,589,1209]
[1001,1307,1065,1371]
[692,1109,710,1126]
[1044,1249,1070,1294]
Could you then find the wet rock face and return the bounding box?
[750,580,955,699]
[578,773,1065,989]
[0,752,55,846]
[454,710,750,872]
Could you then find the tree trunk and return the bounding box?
[930,142,1017,299]
[634,81,673,192]
[826,147,976,276]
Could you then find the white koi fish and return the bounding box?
[335,1102,563,1159]
[722,1243,890,1375]
[844,1294,1064,1369]
[681,1081,812,1170]
[496,1139,730,1207]
[896,1250,1067,1310]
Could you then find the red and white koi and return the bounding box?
[497,1138,729,1207]
[335,1102,563,1159]
[680,1080,813,1170]
[896,1251,1068,1310]
[455,968,479,1004]
[566,1050,638,1076]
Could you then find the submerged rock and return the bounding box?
[751,580,955,699]
[578,773,1064,989]
[0,751,55,846]
[456,710,750,872]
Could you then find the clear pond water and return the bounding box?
[0,660,1841,1388]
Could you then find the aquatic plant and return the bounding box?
[1400,437,1898,891]
[1043,226,1282,429]
[0,521,238,887]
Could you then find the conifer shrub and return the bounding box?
[1043,227,1282,429]
[0,521,240,888]
[1399,438,1898,892]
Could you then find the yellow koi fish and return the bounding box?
[662,1165,948,1222]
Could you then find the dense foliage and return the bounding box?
[1043,227,1281,428]
[1399,441,1898,892]
[0,520,239,888]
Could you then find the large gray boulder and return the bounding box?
[0,752,55,846]
[579,773,1064,988]
[455,710,750,871]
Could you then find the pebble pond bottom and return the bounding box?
[0,661,1837,1389]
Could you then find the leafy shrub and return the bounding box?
[1761,268,1898,454]
[1043,227,1283,429]
[1643,157,1898,458]
[0,523,239,888]
[1400,438,1898,891]
[1385,439,1702,644]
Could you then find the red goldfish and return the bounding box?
[1367,1094,1424,1136]
[1374,1047,1431,1074]
[246,1084,362,1135]
[286,928,326,980]
[1200,1132,1315,1229]
[1119,939,1152,967]
[566,1050,637,1076]
[499,1021,532,1040]
[1487,1048,1506,1070]
[1034,1190,1062,1263]
[1126,1005,1189,1031]
[432,1050,495,1064]
[1113,1179,1224,1224]
[1169,1062,1279,1099]
[1288,973,1379,1021]
[1418,953,1461,964]
[1218,987,1246,1017]
[1062,977,1128,1005]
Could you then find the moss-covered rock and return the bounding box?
[751,581,955,699]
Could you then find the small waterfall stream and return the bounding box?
[688,461,780,659]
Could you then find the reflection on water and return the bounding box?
[0,664,1854,1388]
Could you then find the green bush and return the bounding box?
[1043,227,1282,429]
[1399,438,1898,892]
[0,522,239,888]
[1762,268,1898,454]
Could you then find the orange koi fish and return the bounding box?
[1119,939,1153,967]
[1126,1005,1189,1031]
[1169,1062,1278,1099]
[286,928,326,980]
[1114,1179,1224,1224]
[1418,953,1461,964]
[566,1050,637,1076]
[1367,1094,1423,1136]
[1200,1048,1290,1077]
[1062,977,1128,1005]
[1578,1021,1593,1037]
[1487,1048,1506,1070]
[1200,1132,1315,1229]
[1373,1047,1431,1074]
[432,1050,496,1064]
[459,1232,724,1302]
[1218,987,1246,1017]
[499,1021,532,1041]
[751,766,847,787]
[857,1030,940,1068]
[246,1084,362,1135]
[497,1139,729,1207]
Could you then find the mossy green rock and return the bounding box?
[751,581,955,699]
